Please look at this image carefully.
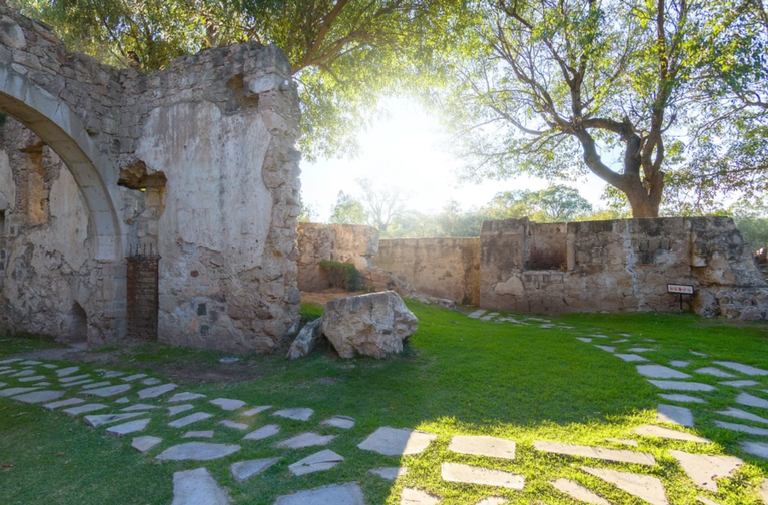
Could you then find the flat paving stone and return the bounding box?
[551,478,610,505]
[741,441,768,459]
[210,398,246,411]
[272,407,314,421]
[659,393,706,404]
[56,367,80,377]
[713,361,768,376]
[242,406,271,416]
[243,424,280,441]
[19,360,42,365]
[11,390,64,404]
[121,403,157,412]
[695,367,736,378]
[581,466,668,505]
[358,426,438,456]
[61,379,94,388]
[156,442,241,461]
[219,420,248,430]
[30,382,51,386]
[138,383,177,398]
[714,420,768,436]
[168,412,213,428]
[467,309,487,318]
[736,392,768,409]
[142,378,162,385]
[103,371,126,378]
[171,467,232,505]
[81,381,112,389]
[121,374,147,382]
[17,375,46,382]
[441,462,524,489]
[633,425,710,443]
[168,392,206,402]
[84,412,143,428]
[648,380,716,392]
[628,347,655,353]
[276,432,335,449]
[288,449,344,476]
[717,407,768,424]
[44,397,85,409]
[63,404,107,416]
[475,498,508,505]
[637,364,692,379]
[534,440,656,465]
[696,497,724,505]
[720,380,760,388]
[0,387,41,397]
[183,430,215,438]
[230,457,280,482]
[670,360,691,367]
[321,415,355,429]
[368,467,409,480]
[11,370,37,377]
[132,436,162,453]
[448,435,516,460]
[105,418,151,437]
[168,404,194,416]
[82,384,131,397]
[115,397,129,403]
[274,482,364,505]
[59,374,89,383]
[761,479,768,504]
[575,337,592,343]
[669,450,743,492]
[594,345,615,352]
[401,488,440,505]
[616,354,648,362]
[657,404,695,427]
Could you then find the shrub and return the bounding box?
[318,260,361,291]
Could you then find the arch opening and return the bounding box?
[65,302,88,343]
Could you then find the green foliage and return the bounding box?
[318,259,361,291]
[484,185,592,222]
[0,111,7,127]
[328,190,367,225]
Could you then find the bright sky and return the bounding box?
[300,97,608,222]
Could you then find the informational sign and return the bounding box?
[667,284,694,295]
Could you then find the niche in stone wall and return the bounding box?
[66,302,88,343]
[118,160,167,250]
[527,222,568,270]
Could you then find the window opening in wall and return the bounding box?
[67,302,88,343]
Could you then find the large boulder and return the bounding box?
[286,318,323,360]
[322,291,418,359]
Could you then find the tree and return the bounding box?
[483,185,592,222]
[440,0,768,217]
[355,177,407,231]
[329,190,367,224]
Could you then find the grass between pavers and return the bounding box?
[0,303,765,505]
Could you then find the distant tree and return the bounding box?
[297,198,318,223]
[729,200,768,250]
[483,185,592,222]
[329,190,367,224]
[356,178,408,232]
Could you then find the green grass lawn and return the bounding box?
[1,302,767,504]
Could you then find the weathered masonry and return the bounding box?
[0,5,302,352]
[298,217,768,320]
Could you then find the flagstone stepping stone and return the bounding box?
[142,378,162,385]
[0,382,5,388]
[156,442,241,461]
[132,436,162,453]
[669,450,743,492]
[121,374,147,382]
[63,403,108,416]
[761,478,768,503]
[17,375,46,382]
[714,420,768,436]
[59,373,89,382]
[168,404,194,416]
[741,441,768,459]
[11,390,65,404]
[606,438,638,446]
[616,354,648,362]
[613,339,629,343]
[695,367,736,378]
[56,367,81,377]
[659,393,706,404]
[0,369,15,375]
[695,497,724,505]
[628,348,655,353]
[401,487,440,505]
[648,380,715,392]
[441,462,524,489]
[736,392,768,409]
[272,407,314,421]
[287,449,344,476]
[633,425,710,443]
[242,406,271,416]
[670,360,691,367]
[210,398,245,411]
[219,420,248,430]
[171,467,232,505]
[581,466,668,505]
[274,482,363,505]
[468,309,487,318]
[115,397,129,403]
[595,345,615,352]
[368,467,409,480]
[19,360,42,365]
[103,371,126,378]
[276,432,335,449]
[534,440,656,465]
[31,382,51,386]
[480,313,499,321]
[84,412,143,428]
[243,424,280,441]
[713,361,768,376]
[475,498,508,505]
[576,338,592,343]
[81,381,112,389]
[590,334,609,338]
[0,387,41,397]
[183,431,215,438]
[358,427,438,456]
[321,415,355,429]
[61,379,94,388]
[448,435,516,460]
[44,397,85,409]
[657,404,694,427]
[230,457,280,482]
[719,380,760,388]
[168,412,213,428]
[11,370,36,377]
[121,403,157,412]
[168,392,205,402]
[637,364,692,379]
[138,383,177,398]
[550,478,610,505]
[41,364,58,369]
[717,407,768,424]
[105,418,151,437]
[82,384,132,397]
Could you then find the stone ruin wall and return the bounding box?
[0,5,302,352]
[297,217,768,320]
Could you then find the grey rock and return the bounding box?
[103,371,126,378]
[121,403,157,412]
[169,412,213,428]
[156,442,241,461]
[0,17,26,49]
[11,370,36,377]
[121,374,147,382]
[616,354,647,362]
[17,375,46,382]
[741,441,768,459]
[209,398,245,411]
[287,318,323,360]
[647,380,716,392]
[81,381,113,389]
[44,397,85,409]
[243,424,280,441]
[594,345,615,353]
[368,467,409,480]
[287,449,344,476]
[575,338,592,343]
[183,431,214,438]
[657,404,695,427]
[550,478,610,505]
[56,367,80,377]
[81,384,131,397]
[138,383,177,398]
[84,412,143,428]
[637,364,692,379]
[168,392,206,402]
[714,420,768,436]
[401,488,440,505]
[441,463,524,489]
[273,482,364,505]
[669,450,743,492]
[132,436,162,453]
[59,374,91,383]
[736,392,768,409]
[448,435,516,460]
[115,397,130,403]
[581,466,668,505]
[720,380,760,388]
[142,378,162,385]
[717,407,768,424]
[632,425,710,443]
[272,407,313,421]
[276,432,335,449]
[467,310,486,318]
[0,387,41,397]
[534,440,655,465]
[171,467,232,505]
[62,403,108,416]
[219,420,248,430]
[658,393,706,404]
[168,404,194,416]
[11,390,64,404]
[694,367,735,378]
[321,415,355,429]
[105,418,151,437]
[60,379,94,388]
[358,426,437,456]
[713,361,768,376]
[230,457,280,482]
